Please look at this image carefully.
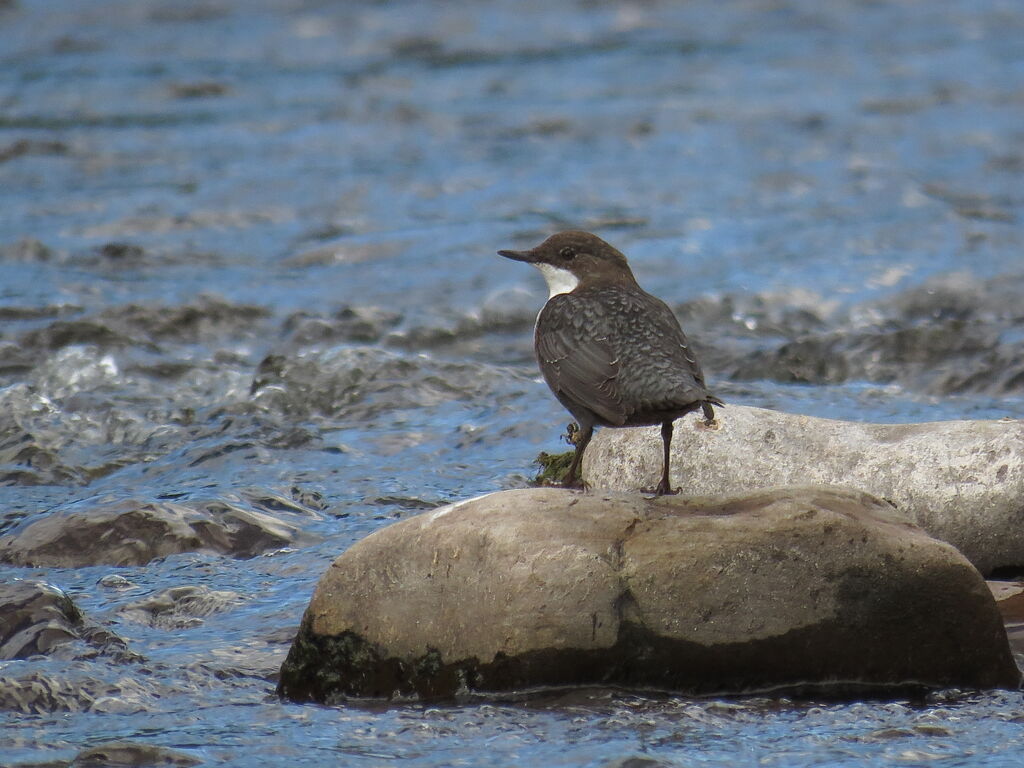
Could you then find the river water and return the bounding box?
[2,0,1024,765]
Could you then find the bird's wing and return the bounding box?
[535,295,628,426]
[624,293,718,406]
[644,296,710,386]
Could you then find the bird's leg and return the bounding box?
[701,402,715,424]
[563,422,593,490]
[653,420,678,496]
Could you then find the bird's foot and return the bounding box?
[642,481,679,497]
[563,422,581,446]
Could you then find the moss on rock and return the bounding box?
[532,450,575,486]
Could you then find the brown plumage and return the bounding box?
[499,230,722,495]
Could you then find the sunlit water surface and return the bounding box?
[2,0,1024,765]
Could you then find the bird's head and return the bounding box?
[498,230,637,298]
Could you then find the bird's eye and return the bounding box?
[559,246,576,260]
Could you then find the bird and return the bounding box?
[498,230,722,496]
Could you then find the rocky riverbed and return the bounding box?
[3,0,1024,765]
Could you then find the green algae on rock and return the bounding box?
[532,449,576,487]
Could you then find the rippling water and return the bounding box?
[2,0,1024,765]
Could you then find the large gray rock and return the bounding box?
[584,404,1024,574]
[277,487,1019,702]
[0,499,298,567]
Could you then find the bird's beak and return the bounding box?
[497,248,538,264]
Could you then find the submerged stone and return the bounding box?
[71,741,201,767]
[584,404,1024,575]
[0,580,133,661]
[118,585,243,629]
[0,581,83,659]
[0,671,158,715]
[277,487,1019,703]
[0,499,297,567]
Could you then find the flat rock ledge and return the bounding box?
[277,486,1020,703]
[584,405,1024,575]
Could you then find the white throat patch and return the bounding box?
[535,263,579,298]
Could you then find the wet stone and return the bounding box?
[0,341,34,377]
[16,296,271,355]
[98,296,270,344]
[671,272,1024,397]
[239,486,326,517]
[0,671,158,715]
[119,585,243,629]
[0,303,78,321]
[19,319,135,351]
[98,574,136,590]
[250,345,526,420]
[0,498,298,567]
[281,305,402,346]
[278,487,1018,702]
[0,580,83,659]
[675,289,833,341]
[0,580,133,661]
[286,485,328,512]
[729,323,1006,394]
[71,740,202,767]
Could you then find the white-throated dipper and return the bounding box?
[499,230,722,496]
